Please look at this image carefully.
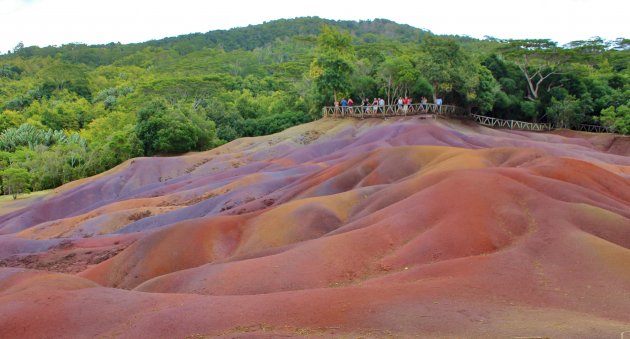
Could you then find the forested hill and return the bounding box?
[3,18,430,64]
[145,17,431,53]
[0,17,628,196]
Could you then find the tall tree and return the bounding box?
[499,39,567,102]
[466,65,500,114]
[310,26,355,102]
[546,95,583,129]
[418,36,470,103]
[377,56,419,105]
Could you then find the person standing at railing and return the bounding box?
[363,98,370,113]
[421,96,428,113]
[378,98,385,115]
[334,99,340,117]
[397,97,403,113]
[340,98,347,117]
[347,98,354,115]
[435,97,443,114]
[372,98,379,115]
[403,96,409,114]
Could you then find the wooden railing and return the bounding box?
[322,103,467,119]
[576,124,613,133]
[322,103,614,134]
[471,114,552,131]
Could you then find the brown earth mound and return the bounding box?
[0,117,628,338]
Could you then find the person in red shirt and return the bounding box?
[403,96,409,114]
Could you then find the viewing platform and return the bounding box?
[323,103,466,119]
[322,103,613,134]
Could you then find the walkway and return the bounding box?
[323,103,466,119]
[471,114,551,132]
[322,103,614,133]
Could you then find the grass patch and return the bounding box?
[0,189,52,203]
[0,190,53,215]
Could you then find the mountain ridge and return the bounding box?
[4,17,434,62]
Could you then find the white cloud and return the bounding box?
[0,0,628,54]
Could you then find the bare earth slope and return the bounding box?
[0,117,629,338]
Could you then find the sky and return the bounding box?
[1,0,628,53]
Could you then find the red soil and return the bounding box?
[0,117,629,338]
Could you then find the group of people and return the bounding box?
[333,96,442,115]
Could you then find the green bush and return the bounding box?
[598,104,630,134]
[135,101,219,155]
[0,167,31,199]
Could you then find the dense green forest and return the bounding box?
[0,17,628,197]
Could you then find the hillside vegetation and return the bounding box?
[0,17,628,195]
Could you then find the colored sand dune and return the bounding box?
[0,117,629,338]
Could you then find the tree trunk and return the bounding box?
[432,81,438,103]
[386,75,392,105]
[518,63,557,101]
